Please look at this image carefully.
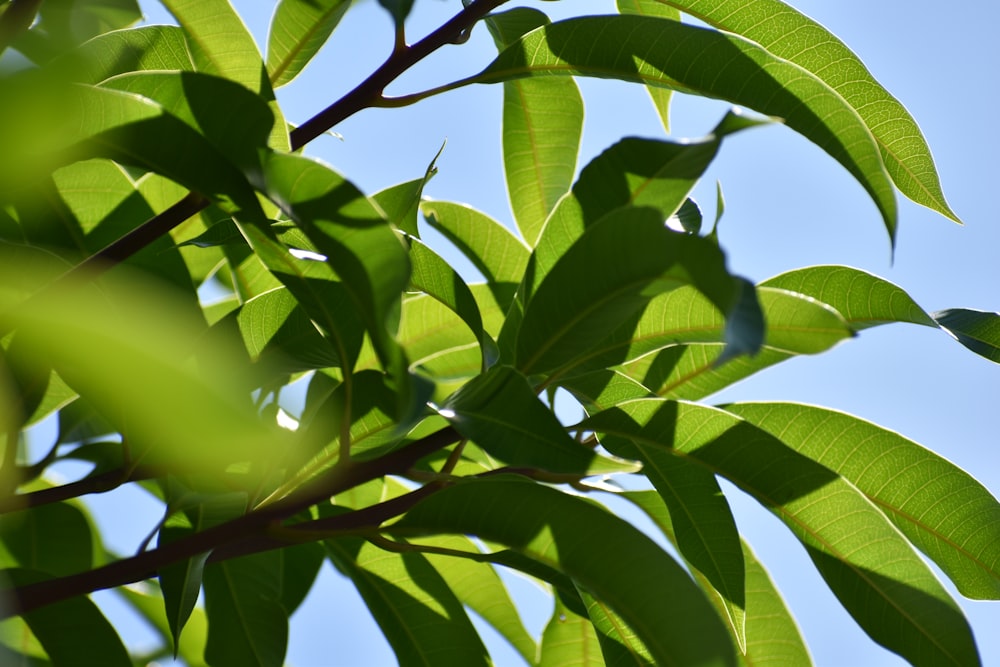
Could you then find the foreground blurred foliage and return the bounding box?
[0,0,997,665]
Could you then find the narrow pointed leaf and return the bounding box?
[267,0,351,88]
[616,0,678,131]
[472,16,897,241]
[586,399,979,666]
[487,8,583,247]
[934,309,1000,364]
[724,402,1000,600]
[624,490,812,666]
[659,0,959,222]
[203,551,287,667]
[762,265,935,330]
[115,586,209,667]
[395,476,738,667]
[441,365,640,476]
[581,588,655,666]
[324,535,490,667]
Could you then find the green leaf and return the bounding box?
[723,402,1000,600]
[260,152,410,370]
[581,588,655,666]
[472,16,898,242]
[526,111,766,304]
[279,541,326,615]
[324,532,490,667]
[160,0,264,94]
[2,569,131,667]
[266,0,351,88]
[407,236,495,369]
[660,0,959,222]
[394,476,738,667]
[441,365,640,476]
[586,399,979,666]
[624,490,811,666]
[934,309,1000,364]
[761,265,936,330]
[539,596,604,667]
[419,200,529,309]
[203,551,288,667]
[115,585,209,667]
[611,454,748,652]
[376,0,413,27]
[487,8,584,248]
[616,0,678,131]
[59,25,195,83]
[373,146,442,238]
[0,503,93,577]
[516,207,747,376]
[405,534,538,666]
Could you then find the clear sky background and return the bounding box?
[69,1,1000,665]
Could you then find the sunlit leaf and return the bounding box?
[487,8,583,248]
[660,0,959,222]
[616,0,678,131]
[471,16,898,241]
[724,402,1000,600]
[394,476,737,667]
[267,0,351,88]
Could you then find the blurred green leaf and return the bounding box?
[0,504,93,577]
[395,476,737,667]
[267,0,351,88]
[539,596,604,667]
[473,16,898,241]
[934,308,1000,364]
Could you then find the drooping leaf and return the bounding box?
[266,0,351,88]
[586,399,979,666]
[471,16,898,241]
[660,0,959,222]
[394,476,738,667]
[115,585,209,667]
[934,308,1000,364]
[441,365,639,476]
[486,8,584,248]
[616,0,679,131]
[724,402,1000,600]
[624,490,812,666]
[203,551,288,667]
[324,532,490,667]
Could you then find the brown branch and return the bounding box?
[0,465,160,514]
[1,425,460,618]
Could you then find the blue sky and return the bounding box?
[75,1,1000,665]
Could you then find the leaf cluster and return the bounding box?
[0,0,997,665]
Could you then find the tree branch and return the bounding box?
[0,425,460,618]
